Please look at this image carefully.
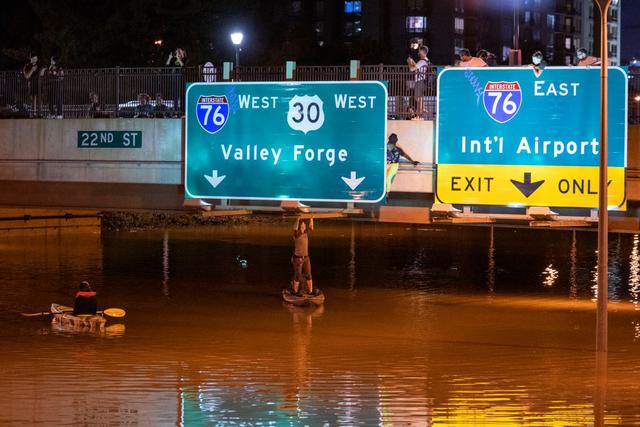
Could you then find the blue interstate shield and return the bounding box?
[196,95,229,134]
[482,81,522,124]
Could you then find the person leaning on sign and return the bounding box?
[386,133,419,202]
[530,50,547,76]
[456,49,487,67]
[576,48,600,66]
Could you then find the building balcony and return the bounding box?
[556,2,578,15]
[554,23,578,33]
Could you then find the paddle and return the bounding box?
[21,307,126,318]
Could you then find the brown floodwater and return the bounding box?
[1,222,640,425]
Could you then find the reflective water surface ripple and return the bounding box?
[1,223,639,425]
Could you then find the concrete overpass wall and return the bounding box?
[0,118,639,210]
[0,118,182,184]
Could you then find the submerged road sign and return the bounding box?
[185,81,387,202]
[436,67,628,209]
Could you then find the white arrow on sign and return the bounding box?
[204,170,226,188]
[341,171,365,190]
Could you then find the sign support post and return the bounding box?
[595,0,612,354]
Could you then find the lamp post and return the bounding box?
[230,32,244,67]
[594,0,613,354]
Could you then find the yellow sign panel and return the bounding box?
[436,164,626,210]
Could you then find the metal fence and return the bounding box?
[0,64,638,122]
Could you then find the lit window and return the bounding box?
[547,14,554,28]
[406,16,427,33]
[344,1,362,13]
[454,17,464,34]
[344,21,362,37]
[565,36,571,50]
[291,0,302,14]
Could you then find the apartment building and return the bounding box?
[283,0,621,65]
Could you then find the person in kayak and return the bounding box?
[292,217,315,295]
[73,281,98,315]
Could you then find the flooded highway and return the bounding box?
[1,222,640,425]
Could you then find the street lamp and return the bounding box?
[230,32,244,67]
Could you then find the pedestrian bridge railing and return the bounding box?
[0,64,638,123]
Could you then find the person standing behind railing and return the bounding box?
[407,45,430,120]
[166,48,186,115]
[457,49,487,67]
[154,93,171,118]
[45,56,64,119]
[576,48,600,66]
[477,50,497,66]
[22,54,41,117]
[134,93,153,118]
[88,92,107,118]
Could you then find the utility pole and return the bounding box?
[594,0,612,354]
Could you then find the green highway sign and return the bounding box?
[185,81,387,202]
[77,131,142,148]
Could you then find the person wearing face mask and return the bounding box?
[576,48,600,66]
[531,51,546,76]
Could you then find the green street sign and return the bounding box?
[77,131,142,148]
[185,81,387,202]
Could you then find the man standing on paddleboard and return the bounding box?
[292,218,314,295]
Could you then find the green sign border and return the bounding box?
[184,81,388,203]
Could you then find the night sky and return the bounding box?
[621,0,640,63]
[1,0,639,69]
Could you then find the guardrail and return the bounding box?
[0,64,638,122]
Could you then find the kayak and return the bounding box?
[282,288,325,306]
[50,303,106,331]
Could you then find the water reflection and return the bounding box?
[570,230,578,299]
[281,304,324,417]
[542,264,559,287]
[609,234,623,302]
[349,222,356,291]
[629,234,640,308]
[591,250,599,302]
[162,231,170,296]
[487,226,495,294]
[4,224,640,424]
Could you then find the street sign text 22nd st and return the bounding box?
[185,81,387,202]
[436,67,627,209]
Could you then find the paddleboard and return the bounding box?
[282,288,325,306]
